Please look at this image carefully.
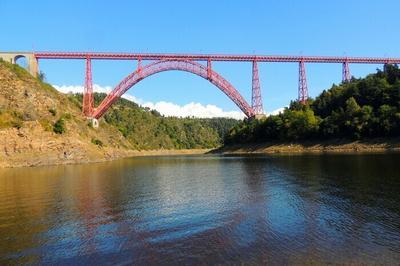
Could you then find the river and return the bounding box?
[1,154,400,264]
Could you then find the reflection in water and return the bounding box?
[1,154,400,264]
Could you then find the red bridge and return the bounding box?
[2,51,400,121]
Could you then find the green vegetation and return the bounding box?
[8,61,32,80]
[71,93,239,149]
[48,108,57,116]
[91,138,104,147]
[0,110,24,129]
[225,64,400,144]
[53,118,66,134]
[38,71,46,82]
[62,112,72,120]
[39,119,52,131]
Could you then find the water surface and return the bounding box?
[1,154,400,264]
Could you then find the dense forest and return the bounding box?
[70,93,238,149]
[225,64,400,144]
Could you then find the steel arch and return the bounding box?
[93,60,255,119]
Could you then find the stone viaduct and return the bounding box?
[0,52,38,77]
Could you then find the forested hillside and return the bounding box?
[71,93,238,149]
[225,64,400,144]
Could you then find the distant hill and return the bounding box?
[0,59,238,167]
[225,64,400,144]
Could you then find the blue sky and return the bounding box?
[1,0,399,117]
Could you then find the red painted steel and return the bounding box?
[137,57,142,72]
[298,60,308,104]
[251,61,263,115]
[92,60,255,119]
[342,61,351,83]
[34,52,400,64]
[83,56,94,116]
[207,58,212,80]
[33,51,400,117]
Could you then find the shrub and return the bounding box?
[48,108,57,116]
[91,138,103,147]
[53,118,66,134]
[62,113,72,120]
[39,119,52,131]
[11,120,23,129]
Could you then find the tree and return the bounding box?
[283,108,320,140]
[345,97,361,115]
[377,105,396,135]
[38,71,46,82]
[224,64,400,144]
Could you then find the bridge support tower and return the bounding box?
[342,60,351,83]
[252,61,264,117]
[298,60,308,104]
[83,56,94,117]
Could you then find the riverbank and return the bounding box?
[128,148,212,157]
[0,146,212,168]
[214,138,400,155]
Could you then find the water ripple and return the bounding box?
[1,154,400,264]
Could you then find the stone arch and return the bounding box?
[14,55,28,68]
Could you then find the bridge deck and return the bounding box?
[34,52,400,64]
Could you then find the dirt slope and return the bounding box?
[0,60,135,167]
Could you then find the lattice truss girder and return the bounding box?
[93,60,255,119]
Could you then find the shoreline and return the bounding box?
[0,148,212,168]
[213,138,400,155]
[128,148,213,157]
[3,138,400,169]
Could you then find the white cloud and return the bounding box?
[54,84,114,95]
[141,101,245,119]
[53,84,143,103]
[52,84,283,119]
[267,107,285,116]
